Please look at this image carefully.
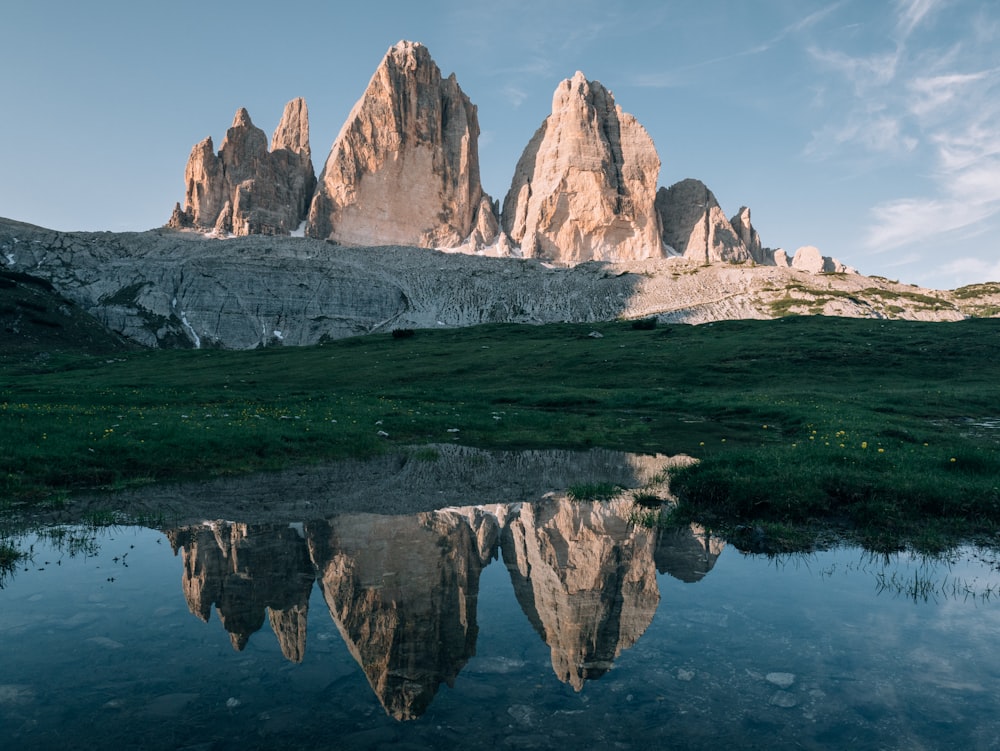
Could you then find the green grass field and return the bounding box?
[3,316,999,551]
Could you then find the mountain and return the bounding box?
[501,71,661,262]
[161,40,850,271]
[306,41,496,249]
[168,98,315,236]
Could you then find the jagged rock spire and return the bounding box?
[306,41,495,248]
[501,71,662,263]
[168,98,316,236]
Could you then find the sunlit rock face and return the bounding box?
[305,509,499,720]
[166,522,315,661]
[730,206,764,264]
[168,99,316,236]
[501,71,662,263]
[307,41,495,249]
[656,178,751,264]
[500,497,661,690]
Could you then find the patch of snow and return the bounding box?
[273,330,284,341]
[3,252,14,266]
[290,221,307,238]
[170,297,201,347]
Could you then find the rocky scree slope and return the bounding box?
[2,218,987,350]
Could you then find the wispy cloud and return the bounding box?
[805,111,918,159]
[807,47,901,95]
[933,255,1000,283]
[502,84,529,109]
[907,69,995,119]
[895,0,945,38]
[800,1,1000,265]
[865,61,1000,251]
[633,2,845,88]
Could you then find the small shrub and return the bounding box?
[568,482,622,502]
[391,328,415,339]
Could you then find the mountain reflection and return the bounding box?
[164,454,724,720]
[502,498,660,690]
[166,522,315,662]
[306,508,499,720]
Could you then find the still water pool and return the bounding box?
[3,497,1000,750]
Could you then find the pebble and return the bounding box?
[769,691,798,708]
[766,672,796,689]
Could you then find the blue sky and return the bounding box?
[2,0,998,288]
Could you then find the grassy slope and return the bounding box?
[2,316,998,548]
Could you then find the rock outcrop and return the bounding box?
[307,41,495,249]
[168,98,316,236]
[656,178,751,264]
[730,206,763,264]
[501,72,662,263]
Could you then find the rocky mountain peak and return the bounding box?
[655,178,750,264]
[271,97,311,156]
[306,40,495,249]
[501,72,662,263]
[168,98,315,236]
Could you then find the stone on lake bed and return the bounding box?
[770,690,798,708]
[766,672,796,689]
[0,685,35,705]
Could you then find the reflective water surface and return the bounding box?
[3,454,1000,749]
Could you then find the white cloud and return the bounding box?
[934,255,1000,283]
[865,194,997,249]
[502,84,528,109]
[895,0,945,38]
[808,46,901,95]
[908,70,993,119]
[632,3,845,89]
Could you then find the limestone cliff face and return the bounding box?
[306,509,499,720]
[3,221,961,351]
[501,72,662,263]
[500,497,660,691]
[166,522,315,662]
[730,206,764,264]
[656,178,751,264]
[307,41,494,249]
[168,98,316,236]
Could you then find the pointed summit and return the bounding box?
[500,72,662,263]
[306,41,495,248]
[168,98,315,236]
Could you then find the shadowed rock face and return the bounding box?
[168,99,316,236]
[502,72,662,263]
[656,178,750,264]
[307,41,494,249]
